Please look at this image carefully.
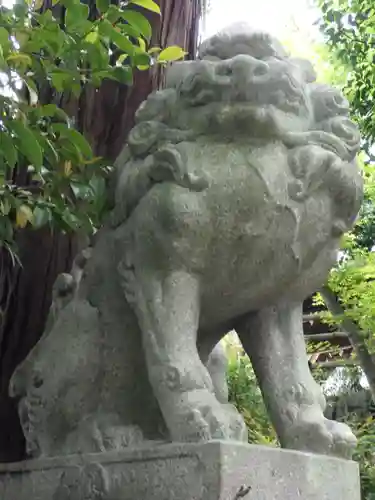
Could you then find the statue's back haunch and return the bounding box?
[10,24,363,462]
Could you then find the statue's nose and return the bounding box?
[32,371,44,389]
[217,55,269,79]
[214,55,270,104]
[247,58,269,78]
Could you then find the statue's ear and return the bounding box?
[290,58,317,83]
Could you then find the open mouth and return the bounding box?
[19,393,42,429]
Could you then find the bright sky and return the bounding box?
[202,0,320,43]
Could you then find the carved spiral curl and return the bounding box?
[127,121,163,157]
[310,84,350,122]
[320,116,360,161]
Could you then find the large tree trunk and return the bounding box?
[0,0,202,462]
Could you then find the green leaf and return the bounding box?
[133,52,151,68]
[32,206,51,228]
[148,46,161,54]
[0,28,11,56]
[121,10,152,40]
[26,0,44,9]
[13,3,28,18]
[40,104,68,121]
[10,121,43,168]
[22,78,38,105]
[138,36,146,52]
[84,40,109,70]
[326,9,335,23]
[97,0,110,13]
[129,0,160,14]
[16,204,34,229]
[108,66,133,84]
[0,216,14,243]
[89,175,106,210]
[71,82,82,98]
[70,180,89,199]
[109,28,136,54]
[85,30,99,44]
[65,3,89,31]
[106,5,121,23]
[158,46,186,62]
[116,53,129,65]
[6,52,32,67]
[0,46,5,70]
[59,139,82,163]
[33,131,59,165]
[50,71,73,92]
[60,209,80,230]
[59,0,78,8]
[0,198,11,216]
[49,67,81,92]
[14,30,30,49]
[0,130,17,168]
[33,30,63,57]
[52,124,92,159]
[119,23,143,39]
[98,19,114,37]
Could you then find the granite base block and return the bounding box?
[0,441,360,500]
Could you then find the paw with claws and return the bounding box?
[165,389,247,443]
[284,406,357,459]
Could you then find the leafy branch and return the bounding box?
[0,0,186,260]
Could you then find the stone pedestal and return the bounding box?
[0,442,360,499]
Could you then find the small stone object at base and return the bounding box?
[0,442,360,500]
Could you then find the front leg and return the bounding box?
[120,258,243,442]
[236,302,356,458]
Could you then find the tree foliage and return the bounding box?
[226,349,277,446]
[316,0,375,392]
[0,0,185,260]
[319,0,375,157]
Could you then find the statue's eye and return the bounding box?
[217,65,233,76]
[253,64,268,76]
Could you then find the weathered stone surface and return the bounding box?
[8,23,363,464]
[0,442,360,500]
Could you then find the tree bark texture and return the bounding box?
[0,0,202,462]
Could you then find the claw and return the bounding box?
[169,390,247,443]
[284,409,357,459]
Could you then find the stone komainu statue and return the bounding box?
[10,24,363,460]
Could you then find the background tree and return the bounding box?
[0,0,204,462]
[294,0,375,398]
